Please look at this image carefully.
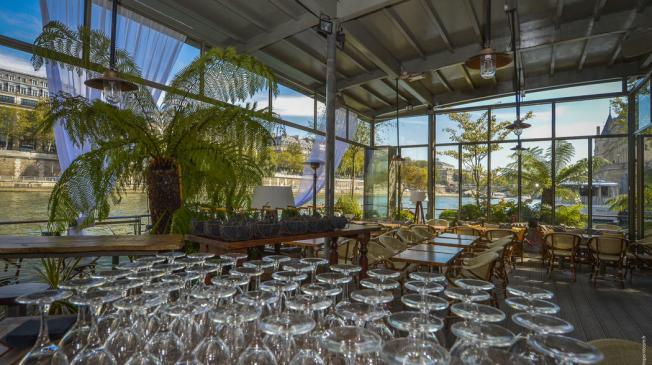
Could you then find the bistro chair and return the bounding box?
[593,223,622,231]
[336,238,358,264]
[486,229,516,242]
[409,224,437,240]
[588,339,642,365]
[543,232,581,282]
[396,227,426,245]
[426,218,449,228]
[451,226,481,237]
[626,241,652,280]
[588,235,627,288]
[378,235,408,252]
[447,251,500,306]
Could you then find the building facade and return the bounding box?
[0,68,49,110]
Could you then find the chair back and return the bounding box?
[452,226,480,236]
[486,236,512,248]
[484,223,500,229]
[337,238,357,263]
[378,235,407,252]
[589,236,627,257]
[594,223,622,231]
[544,232,580,252]
[367,240,395,267]
[410,225,435,240]
[426,218,449,228]
[396,227,420,244]
[461,251,499,281]
[486,229,516,242]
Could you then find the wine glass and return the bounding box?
[157,251,186,264]
[212,273,250,294]
[316,272,351,305]
[211,303,261,360]
[58,278,106,359]
[528,334,603,364]
[262,255,291,271]
[243,260,275,289]
[105,293,164,363]
[69,290,123,365]
[221,252,249,267]
[116,260,153,272]
[511,312,574,362]
[259,312,315,364]
[145,303,186,365]
[409,271,447,284]
[272,271,308,298]
[231,266,264,291]
[387,311,444,342]
[449,322,515,364]
[382,338,450,365]
[321,326,382,365]
[301,282,343,329]
[260,280,299,314]
[16,289,72,365]
[300,257,329,283]
[350,289,394,340]
[135,256,166,266]
[96,278,145,342]
[286,294,333,360]
[329,264,361,304]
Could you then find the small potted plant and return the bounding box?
[220,212,254,241]
[280,207,308,235]
[254,208,281,238]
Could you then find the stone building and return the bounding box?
[0,68,49,110]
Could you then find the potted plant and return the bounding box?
[280,207,307,235]
[220,212,254,241]
[32,22,279,234]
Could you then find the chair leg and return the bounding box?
[571,261,576,282]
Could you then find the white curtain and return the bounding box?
[40,0,185,170]
[294,109,358,207]
[40,0,185,231]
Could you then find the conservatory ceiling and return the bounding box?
[123,0,652,120]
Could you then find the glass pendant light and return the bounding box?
[391,78,404,165]
[480,52,496,79]
[84,0,137,104]
[465,0,511,78]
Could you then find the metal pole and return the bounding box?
[587,138,593,229]
[551,103,557,225]
[312,167,318,214]
[627,93,636,239]
[324,20,338,218]
[427,108,435,219]
[109,0,118,68]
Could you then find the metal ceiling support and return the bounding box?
[217,0,267,30]
[418,0,454,52]
[360,84,393,106]
[550,0,563,76]
[460,64,476,90]
[268,0,300,20]
[338,70,387,90]
[643,53,652,69]
[608,0,650,66]
[554,0,564,29]
[464,0,482,42]
[550,44,557,75]
[381,78,410,101]
[373,61,641,116]
[325,20,338,217]
[382,8,425,58]
[577,0,608,70]
[239,13,318,53]
[343,21,431,104]
[432,70,453,92]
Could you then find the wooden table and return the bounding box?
[0,315,77,364]
[468,225,527,241]
[438,232,480,241]
[0,234,184,259]
[408,243,464,255]
[429,236,478,248]
[391,249,457,269]
[283,238,324,257]
[187,224,381,278]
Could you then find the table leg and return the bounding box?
[358,233,369,279]
[329,237,339,265]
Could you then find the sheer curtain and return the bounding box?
[294,109,358,207]
[40,0,185,230]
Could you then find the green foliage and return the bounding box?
[439,210,458,225]
[488,201,517,223]
[32,22,279,233]
[460,204,483,221]
[34,258,80,314]
[335,196,362,219]
[392,209,414,222]
[556,205,587,228]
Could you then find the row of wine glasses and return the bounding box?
[16,250,604,365]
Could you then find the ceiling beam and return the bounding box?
[463,0,482,42]
[343,21,432,104]
[577,0,608,70]
[216,0,267,30]
[608,0,650,66]
[295,0,405,21]
[338,7,650,91]
[382,8,425,58]
[554,0,565,29]
[418,0,454,52]
[432,70,453,92]
[268,0,300,20]
[550,44,557,75]
[643,53,652,69]
[374,61,641,117]
[381,78,410,102]
[360,84,393,106]
[238,13,318,53]
[459,64,476,90]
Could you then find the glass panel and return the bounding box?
[0,0,43,43]
[554,139,589,228]
[273,85,314,128]
[336,141,364,215]
[269,126,313,176]
[353,120,371,145]
[399,115,427,145]
[374,119,397,146]
[494,104,552,140]
[436,110,488,144]
[489,142,517,223]
[637,80,650,131]
[316,101,325,132]
[364,148,389,219]
[434,146,459,219]
[592,137,628,230]
[401,147,428,216]
[643,138,652,237]
[520,141,553,224]
[556,98,624,138]
[461,143,488,221]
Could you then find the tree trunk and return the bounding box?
[350,152,356,198]
[146,159,182,234]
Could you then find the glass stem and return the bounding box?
[86,303,102,348]
[35,303,51,348]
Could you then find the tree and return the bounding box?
[439,111,517,206]
[0,106,18,149]
[337,122,370,197]
[33,21,278,233]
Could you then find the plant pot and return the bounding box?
[331,216,347,229]
[220,224,253,241]
[255,222,281,239]
[307,217,331,233]
[281,219,308,235]
[205,221,221,238]
[146,163,182,234]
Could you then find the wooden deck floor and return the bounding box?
[501,255,652,342]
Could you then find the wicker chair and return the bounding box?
[378,235,408,252]
[396,227,425,245]
[543,232,581,281]
[409,224,436,240]
[426,218,449,228]
[626,241,652,279]
[486,229,516,242]
[588,235,627,288]
[336,238,358,264]
[451,226,481,237]
[448,251,500,306]
[593,223,623,231]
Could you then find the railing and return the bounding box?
[0,175,58,182]
[0,214,150,236]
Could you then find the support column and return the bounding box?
[324,20,338,218]
[427,108,435,219]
